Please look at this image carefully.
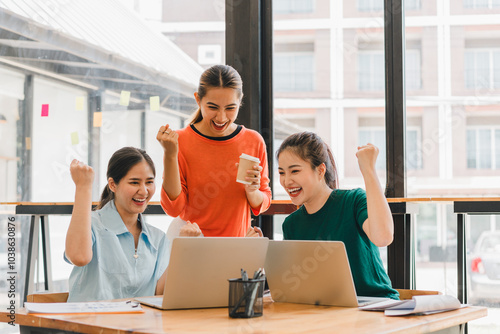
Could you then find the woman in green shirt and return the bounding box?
[277,132,399,299]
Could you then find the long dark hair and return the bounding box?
[96,147,156,210]
[188,64,243,124]
[276,132,338,190]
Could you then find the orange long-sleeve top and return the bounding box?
[160,125,272,237]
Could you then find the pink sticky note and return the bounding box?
[41,104,49,117]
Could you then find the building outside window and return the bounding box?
[359,128,422,171]
[358,128,387,170]
[467,127,500,169]
[274,0,314,14]
[407,128,423,170]
[358,52,385,91]
[405,0,422,10]
[464,0,500,9]
[198,44,222,65]
[358,0,384,12]
[274,52,315,92]
[359,50,422,91]
[358,0,421,12]
[406,50,422,91]
[465,49,500,90]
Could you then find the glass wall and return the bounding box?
[0,1,215,327]
[272,1,387,199]
[406,1,500,332]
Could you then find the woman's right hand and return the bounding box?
[179,221,202,237]
[70,159,94,188]
[157,124,179,158]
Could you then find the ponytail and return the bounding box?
[96,184,114,210]
[188,107,203,125]
[324,143,338,189]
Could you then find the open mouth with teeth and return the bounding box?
[212,120,228,131]
[287,187,302,198]
[132,198,147,205]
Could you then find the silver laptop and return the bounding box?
[264,240,389,307]
[135,237,269,310]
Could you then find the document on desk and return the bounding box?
[359,295,464,316]
[24,301,145,314]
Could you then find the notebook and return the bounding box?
[135,237,269,310]
[264,240,390,307]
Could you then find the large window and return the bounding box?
[406,50,422,91]
[464,0,500,9]
[358,128,422,171]
[358,128,387,170]
[465,49,500,90]
[358,0,384,12]
[358,52,385,91]
[406,2,500,332]
[467,128,500,169]
[274,0,314,14]
[358,0,422,12]
[274,52,315,92]
[358,50,421,91]
[274,2,387,194]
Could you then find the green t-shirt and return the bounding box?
[283,188,399,300]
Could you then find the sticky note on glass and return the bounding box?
[41,104,49,117]
[93,112,103,127]
[150,96,160,111]
[119,91,131,106]
[75,97,85,111]
[71,132,79,145]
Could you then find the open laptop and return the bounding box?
[264,240,390,307]
[135,237,269,310]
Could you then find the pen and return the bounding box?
[230,279,259,317]
[241,269,248,281]
[246,281,259,317]
[253,268,263,279]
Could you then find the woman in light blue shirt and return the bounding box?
[64,147,170,302]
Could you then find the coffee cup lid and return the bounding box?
[239,153,260,163]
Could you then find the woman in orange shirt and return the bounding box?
[157,65,272,237]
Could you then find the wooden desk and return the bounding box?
[4,302,487,334]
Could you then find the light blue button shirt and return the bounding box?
[64,201,170,302]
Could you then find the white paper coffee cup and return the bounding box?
[236,154,260,185]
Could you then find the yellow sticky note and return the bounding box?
[93,112,103,127]
[150,96,160,111]
[75,97,85,111]
[26,137,32,150]
[71,132,79,145]
[119,91,130,106]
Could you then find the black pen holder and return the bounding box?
[228,277,265,318]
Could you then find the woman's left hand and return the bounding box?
[245,226,263,238]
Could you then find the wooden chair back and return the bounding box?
[27,292,69,303]
[396,289,441,300]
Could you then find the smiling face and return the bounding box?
[278,149,326,207]
[195,87,241,137]
[109,160,156,220]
